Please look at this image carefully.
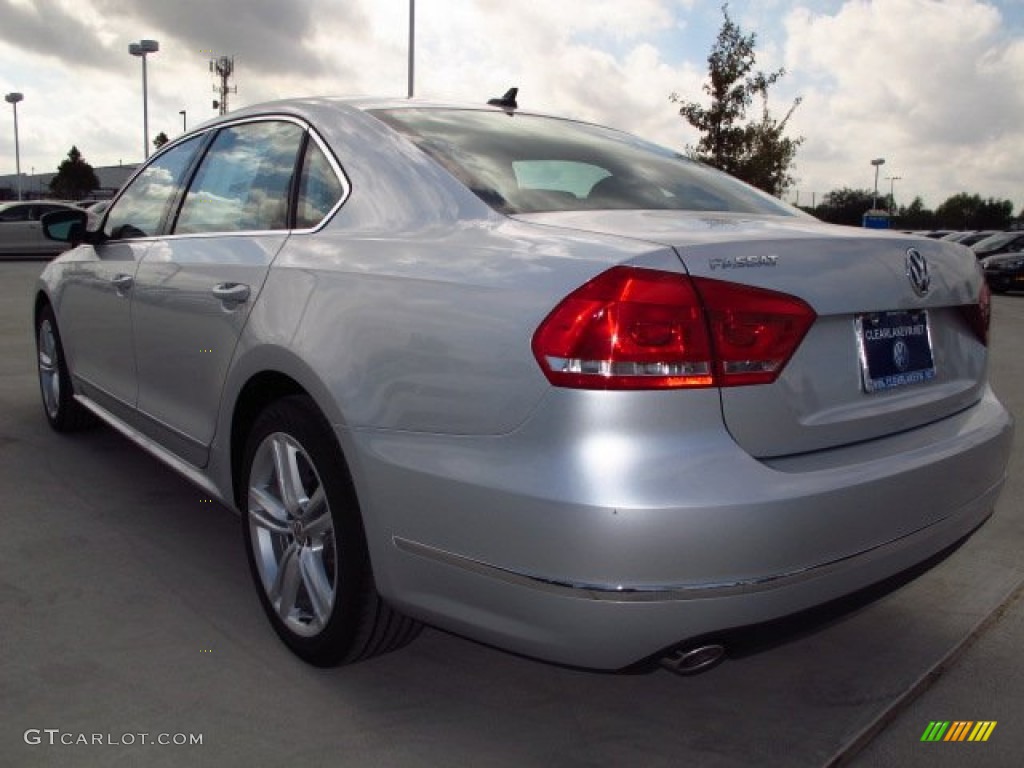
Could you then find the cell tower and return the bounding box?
[210,56,237,115]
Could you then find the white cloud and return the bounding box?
[782,0,1024,207]
[1,0,1022,212]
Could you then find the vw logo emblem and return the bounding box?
[893,340,909,371]
[906,248,930,296]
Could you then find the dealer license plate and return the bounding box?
[856,310,936,393]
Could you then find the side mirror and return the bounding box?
[41,209,89,247]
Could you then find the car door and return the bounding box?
[0,203,35,253]
[54,137,204,418]
[130,119,305,467]
[28,205,59,252]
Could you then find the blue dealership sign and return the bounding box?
[862,209,890,229]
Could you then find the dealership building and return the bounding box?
[0,163,138,202]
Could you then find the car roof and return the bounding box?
[0,199,77,210]
[181,95,591,140]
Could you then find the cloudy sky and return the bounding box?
[1,0,1023,210]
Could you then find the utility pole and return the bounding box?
[886,176,902,217]
[129,39,159,159]
[5,92,23,200]
[870,158,885,210]
[408,0,415,98]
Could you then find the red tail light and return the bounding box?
[959,281,990,345]
[532,266,816,390]
[696,278,818,386]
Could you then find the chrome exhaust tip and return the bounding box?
[659,643,726,676]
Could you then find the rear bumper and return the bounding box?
[342,386,1014,669]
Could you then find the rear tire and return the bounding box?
[35,303,96,432]
[241,395,421,666]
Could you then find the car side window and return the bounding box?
[295,136,344,229]
[175,121,304,234]
[0,204,31,222]
[104,136,203,240]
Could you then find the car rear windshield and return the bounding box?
[370,108,797,217]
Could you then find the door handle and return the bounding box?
[212,283,251,303]
[111,274,134,291]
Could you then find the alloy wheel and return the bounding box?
[247,432,337,637]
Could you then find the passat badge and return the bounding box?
[709,254,778,270]
[906,248,930,296]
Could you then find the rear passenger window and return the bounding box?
[0,205,31,221]
[105,136,202,240]
[175,121,303,234]
[295,138,344,229]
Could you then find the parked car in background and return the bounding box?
[940,231,974,243]
[940,230,1000,246]
[33,96,1013,675]
[0,200,80,257]
[972,231,1024,259]
[951,230,1000,248]
[981,252,1024,293]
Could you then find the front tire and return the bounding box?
[241,395,420,666]
[36,303,95,432]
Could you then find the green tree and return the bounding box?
[934,192,982,230]
[896,196,935,230]
[978,198,1014,229]
[153,131,170,150]
[813,187,875,226]
[933,193,1014,230]
[49,146,100,201]
[671,3,803,196]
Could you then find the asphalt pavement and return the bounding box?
[1,259,1021,768]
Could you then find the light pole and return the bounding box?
[885,175,901,216]
[871,158,885,210]
[407,0,415,98]
[179,110,187,132]
[5,92,24,200]
[129,39,159,159]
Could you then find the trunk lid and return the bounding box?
[515,210,988,458]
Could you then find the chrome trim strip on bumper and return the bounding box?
[393,493,998,602]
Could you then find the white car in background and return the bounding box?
[0,200,79,257]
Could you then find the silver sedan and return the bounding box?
[34,97,1013,674]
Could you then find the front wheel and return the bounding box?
[241,395,420,666]
[36,303,95,432]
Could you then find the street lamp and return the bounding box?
[886,175,902,216]
[179,110,187,132]
[5,92,24,201]
[407,0,415,98]
[870,158,885,210]
[129,39,159,159]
